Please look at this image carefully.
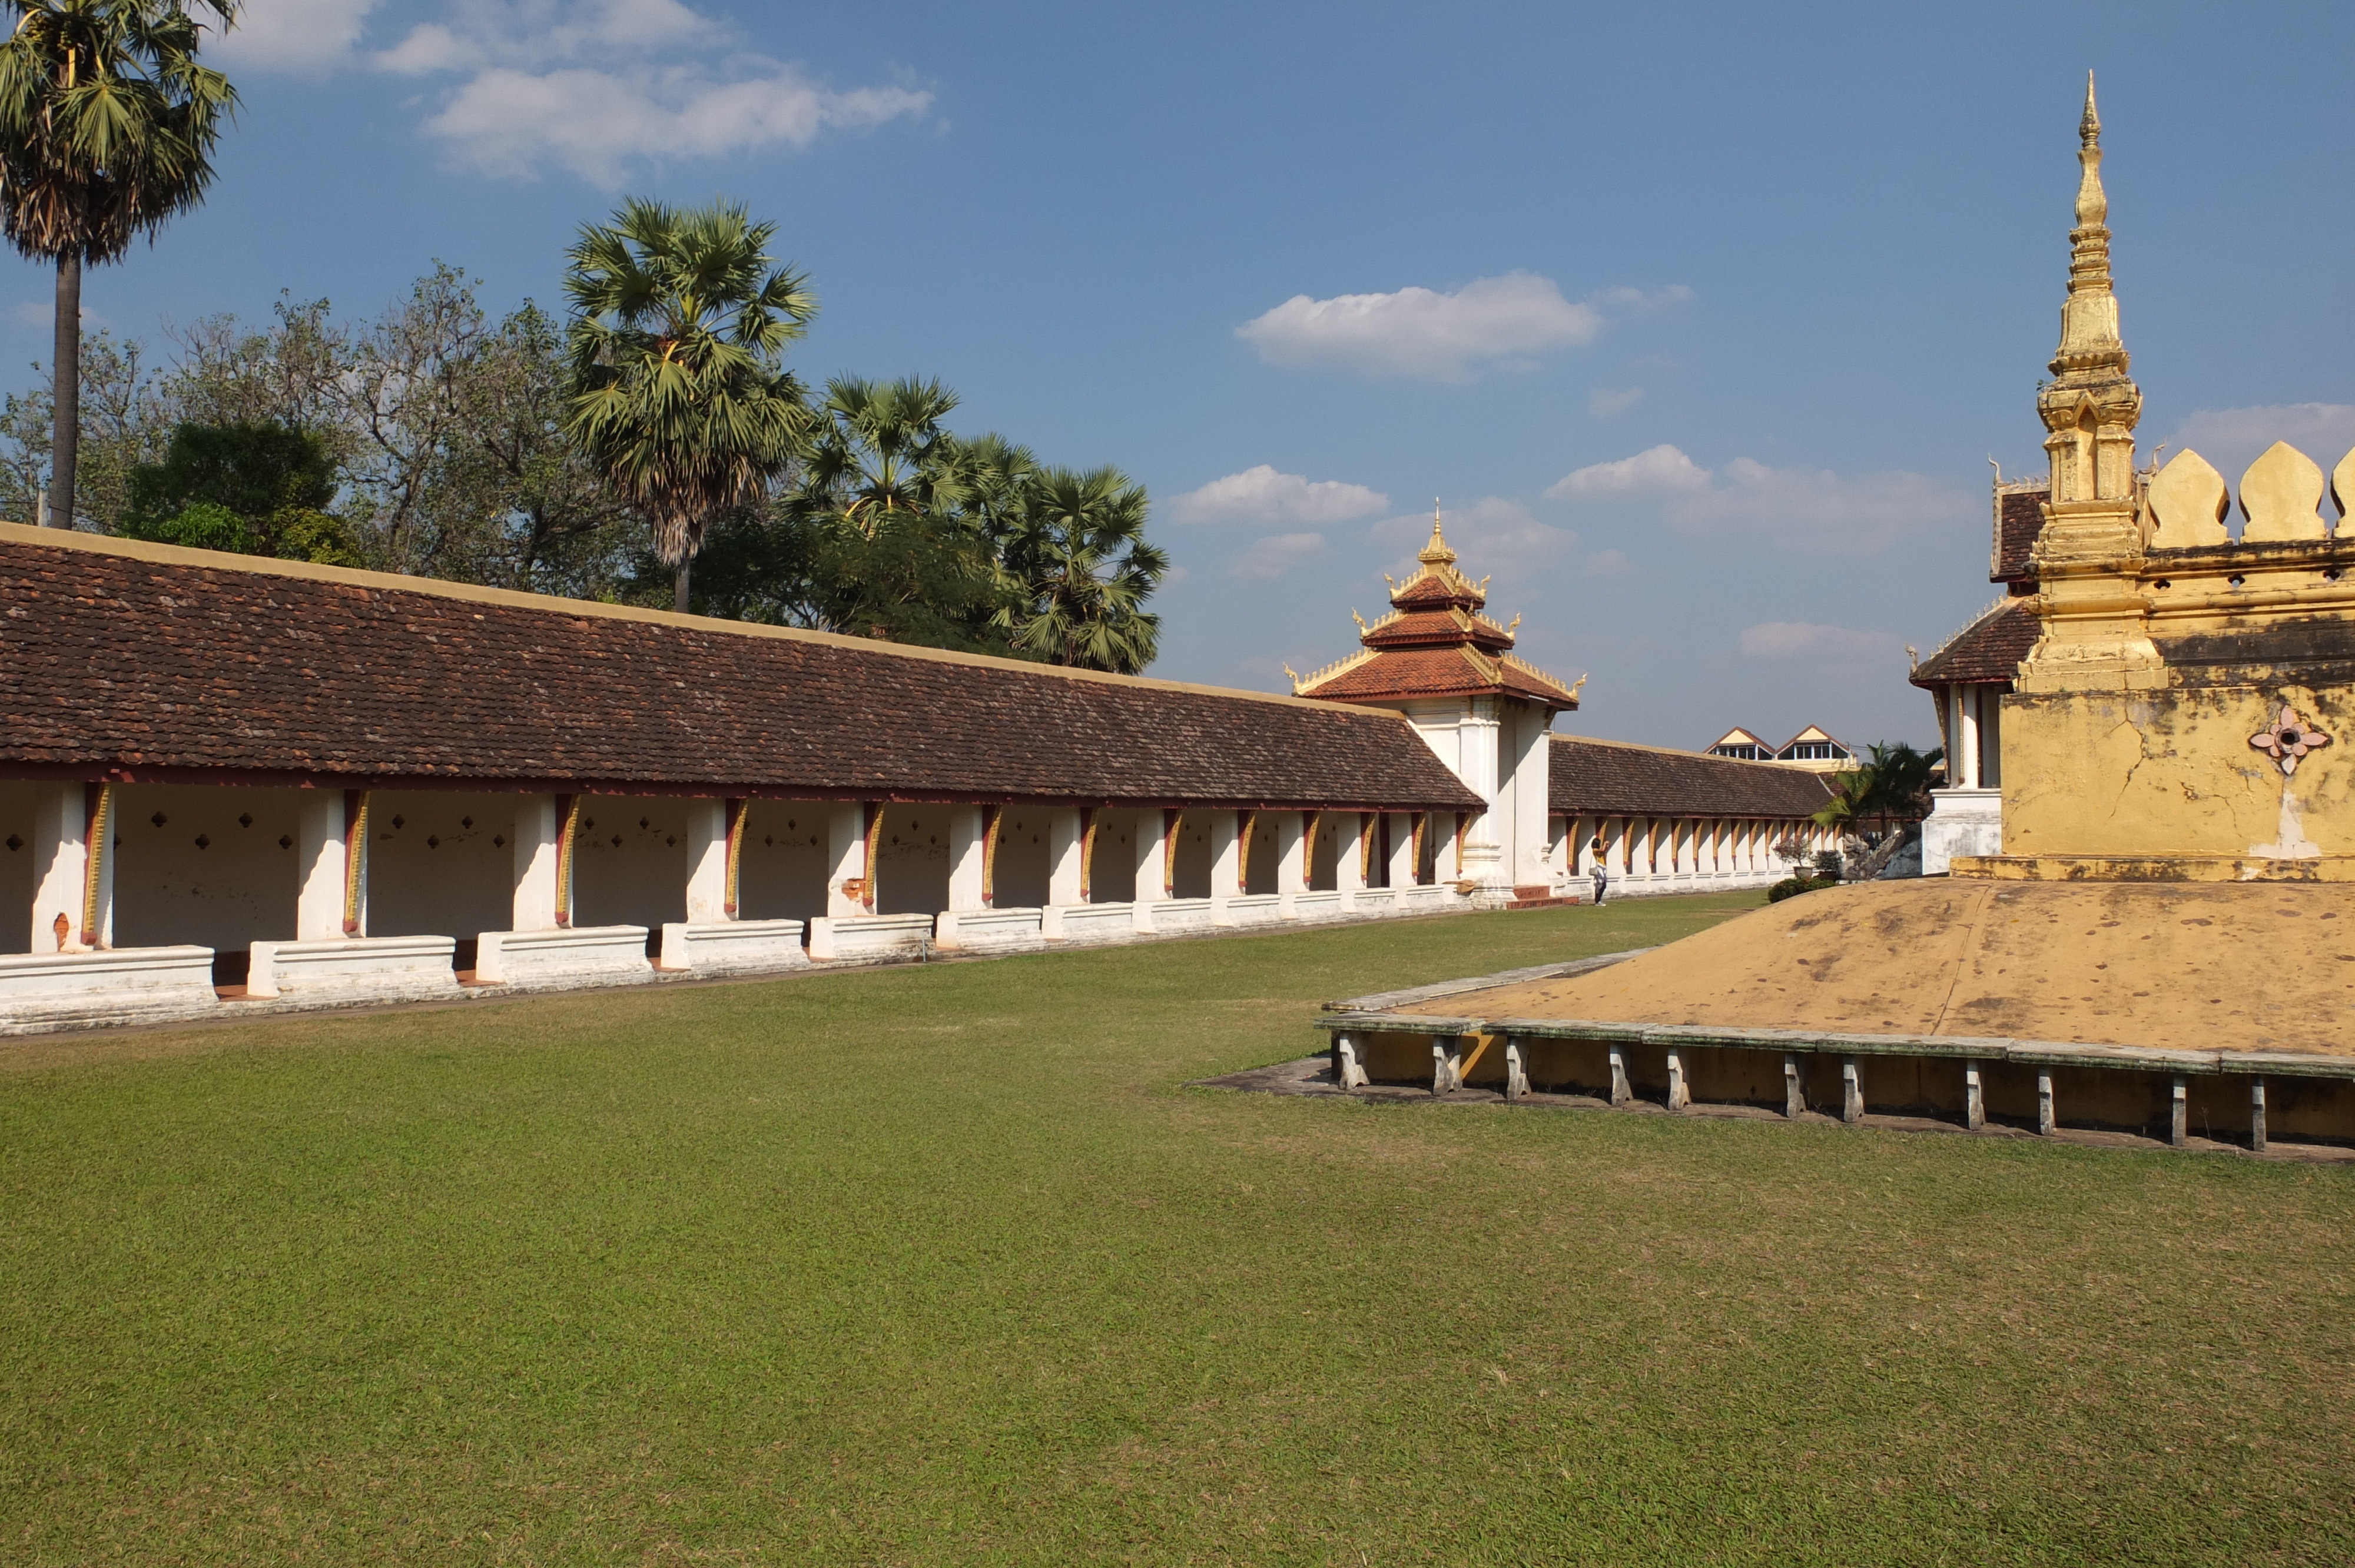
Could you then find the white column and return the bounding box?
[1386,812,1415,889]
[1335,812,1366,910]
[1209,811,1242,922]
[947,807,987,912]
[1958,686,1981,789]
[296,790,351,941]
[1273,810,1307,917]
[824,802,868,920]
[683,798,729,925]
[512,793,559,931]
[1457,698,1503,883]
[1046,808,1084,906]
[1132,809,1169,932]
[1510,703,1551,890]
[29,782,110,952]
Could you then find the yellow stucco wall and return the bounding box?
[2002,682,2355,861]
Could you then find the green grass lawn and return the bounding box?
[4,893,2351,1566]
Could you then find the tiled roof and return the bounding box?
[1550,735,1837,819]
[0,528,1484,811]
[1295,516,1580,709]
[1994,482,2048,583]
[1909,599,2039,687]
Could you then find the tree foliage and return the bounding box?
[563,197,814,611]
[1813,742,1945,833]
[0,0,237,531]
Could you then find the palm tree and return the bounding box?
[0,0,237,531]
[1813,741,1945,838]
[788,376,1010,647]
[563,197,814,612]
[997,464,1166,673]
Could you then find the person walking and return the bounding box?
[1589,836,1609,906]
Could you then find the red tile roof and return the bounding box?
[1909,599,2039,688]
[1551,735,1838,819]
[0,528,1484,811]
[1295,516,1581,709]
[1993,482,2048,583]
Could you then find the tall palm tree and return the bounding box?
[1813,740,1944,838]
[787,376,1011,648]
[0,0,237,531]
[997,464,1166,673]
[563,197,814,612]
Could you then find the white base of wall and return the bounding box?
[1587,869,1789,901]
[808,913,934,964]
[248,935,460,1003]
[934,908,1045,952]
[1923,789,2004,875]
[476,925,653,988]
[657,919,809,976]
[0,946,220,1034]
[1146,898,1220,933]
[0,884,1486,1036]
[1053,902,1139,945]
[1223,893,1283,927]
[1289,889,1346,922]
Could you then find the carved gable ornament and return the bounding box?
[2250,704,2332,778]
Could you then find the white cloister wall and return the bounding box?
[0,780,37,952]
[738,806,830,922]
[111,785,306,957]
[367,790,517,942]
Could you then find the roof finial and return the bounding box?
[1419,499,1456,566]
[2074,70,2107,230]
[2042,69,2132,404]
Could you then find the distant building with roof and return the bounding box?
[1704,725,1853,771]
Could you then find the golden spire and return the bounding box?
[1419,499,1455,566]
[2051,70,2125,382]
[2035,70,2140,510]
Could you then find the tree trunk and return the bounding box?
[674,559,691,614]
[48,253,79,530]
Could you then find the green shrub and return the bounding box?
[1768,876,1837,903]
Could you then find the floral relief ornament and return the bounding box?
[2250,704,2333,778]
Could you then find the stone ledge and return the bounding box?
[248,935,461,1002]
[476,925,653,988]
[656,919,809,977]
[1955,853,2355,882]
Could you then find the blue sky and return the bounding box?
[8,0,2353,750]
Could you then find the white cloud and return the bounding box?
[1587,387,1644,416]
[1236,272,1605,382]
[1226,532,1327,580]
[1545,443,1710,498]
[1549,445,1968,554]
[1167,465,1388,526]
[2163,403,2355,499]
[420,66,927,182]
[211,0,377,73]
[223,0,928,182]
[1583,547,1634,578]
[1739,622,1906,662]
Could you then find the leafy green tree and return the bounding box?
[996,464,1166,673]
[1813,741,1945,836]
[785,376,1014,648]
[563,197,815,613]
[118,418,361,563]
[0,0,237,532]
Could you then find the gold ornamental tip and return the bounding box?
[2080,69,2099,147]
[2074,70,2108,230]
[1419,499,1457,565]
